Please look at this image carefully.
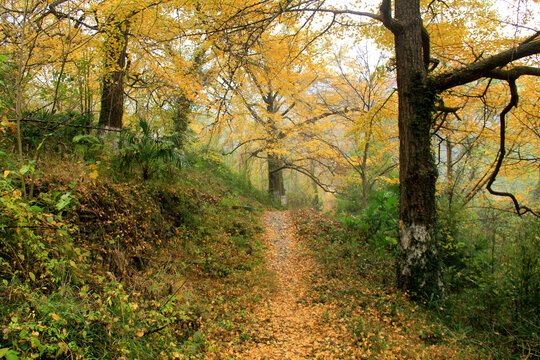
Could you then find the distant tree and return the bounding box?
[98,17,130,129]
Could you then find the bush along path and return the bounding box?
[209,210,487,360]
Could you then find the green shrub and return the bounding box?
[72,134,104,161]
[185,149,271,205]
[115,118,184,180]
[340,185,399,252]
[434,208,540,358]
[20,110,92,151]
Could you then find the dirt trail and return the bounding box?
[232,211,349,359]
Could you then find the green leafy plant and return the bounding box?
[19,110,92,150]
[340,185,399,252]
[116,118,184,180]
[73,133,104,160]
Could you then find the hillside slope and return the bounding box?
[1,157,272,359]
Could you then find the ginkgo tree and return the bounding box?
[207,24,366,204]
[3,0,538,300]
[312,50,399,208]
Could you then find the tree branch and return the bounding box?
[222,138,265,156]
[282,106,366,137]
[278,162,337,193]
[10,118,122,132]
[431,40,540,91]
[485,79,539,217]
[379,0,402,34]
[284,7,382,22]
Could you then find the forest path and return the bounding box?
[231,211,350,359]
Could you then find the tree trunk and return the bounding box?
[263,91,286,205]
[394,0,443,298]
[310,160,320,208]
[98,19,130,129]
[268,154,285,204]
[446,138,454,211]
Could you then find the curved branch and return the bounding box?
[487,66,540,80]
[284,0,403,33]
[486,79,539,217]
[379,0,402,33]
[284,7,382,22]
[222,138,265,156]
[421,26,432,70]
[283,163,337,193]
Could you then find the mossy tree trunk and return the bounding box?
[264,91,286,205]
[392,0,443,297]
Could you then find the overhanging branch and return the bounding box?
[431,41,540,91]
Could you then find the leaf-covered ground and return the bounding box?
[0,155,490,359]
[204,210,488,359]
[229,211,349,359]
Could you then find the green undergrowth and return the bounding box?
[0,153,272,359]
[293,209,487,359]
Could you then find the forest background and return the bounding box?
[0,0,539,358]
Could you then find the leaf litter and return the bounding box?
[228,211,352,359]
[204,210,485,359]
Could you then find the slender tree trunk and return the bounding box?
[446,138,454,211]
[310,160,319,208]
[360,143,369,209]
[534,168,540,202]
[394,0,443,297]
[15,0,30,160]
[98,19,130,129]
[268,154,285,204]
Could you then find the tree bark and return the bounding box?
[98,19,130,129]
[393,0,443,297]
[263,91,287,205]
[268,153,286,204]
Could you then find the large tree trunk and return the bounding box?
[263,91,287,205]
[394,0,443,298]
[268,154,286,204]
[98,20,130,129]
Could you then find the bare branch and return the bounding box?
[485,79,539,217]
[431,40,540,91]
